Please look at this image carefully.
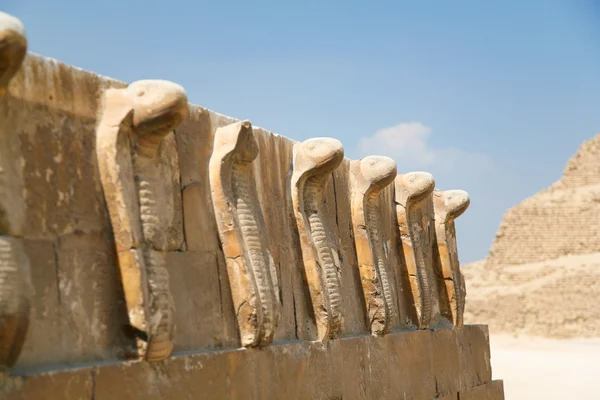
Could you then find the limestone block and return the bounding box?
[458,381,505,400]
[486,380,505,400]
[290,137,344,340]
[0,369,92,400]
[54,231,133,363]
[385,331,436,400]
[1,327,497,399]
[431,328,460,397]
[433,189,470,327]
[96,79,188,361]
[456,325,492,392]
[175,105,220,253]
[349,156,398,335]
[332,162,369,336]
[251,128,304,342]
[167,251,228,352]
[394,172,438,329]
[12,240,59,369]
[209,120,280,347]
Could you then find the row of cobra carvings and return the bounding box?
[0,11,470,372]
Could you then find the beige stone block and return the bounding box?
[436,394,458,400]
[271,246,300,342]
[456,325,492,391]
[181,183,219,252]
[13,239,60,369]
[385,331,436,400]
[486,380,505,400]
[431,328,460,397]
[458,384,487,400]
[167,251,225,352]
[55,231,133,364]
[364,335,391,399]
[175,105,220,253]
[332,163,369,336]
[468,325,492,385]
[0,369,92,400]
[462,385,488,400]
[340,336,368,400]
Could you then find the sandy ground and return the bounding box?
[489,334,600,399]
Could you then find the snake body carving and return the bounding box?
[433,189,470,327]
[291,138,344,340]
[96,79,187,361]
[394,172,435,329]
[350,156,397,335]
[0,11,31,375]
[209,120,280,347]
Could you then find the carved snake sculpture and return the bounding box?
[291,137,344,340]
[0,11,31,374]
[394,172,436,329]
[209,120,280,347]
[433,189,470,327]
[96,79,187,361]
[350,156,397,335]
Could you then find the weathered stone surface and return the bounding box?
[458,380,505,400]
[349,156,398,335]
[54,231,133,363]
[175,105,219,253]
[0,33,504,398]
[488,133,600,267]
[0,11,27,235]
[291,137,344,340]
[0,369,92,400]
[387,331,436,399]
[0,13,32,375]
[332,162,369,336]
[209,120,281,347]
[433,189,470,327]
[167,251,225,352]
[96,79,188,361]
[394,172,437,329]
[456,325,492,392]
[0,12,27,97]
[1,327,499,399]
[0,237,31,372]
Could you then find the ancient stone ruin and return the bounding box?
[465,133,600,339]
[0,11,504,399]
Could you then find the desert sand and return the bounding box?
[489,334,600,399]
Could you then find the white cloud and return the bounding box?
[357,122,494,182]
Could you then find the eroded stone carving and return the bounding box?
[96,79,187,361]
[394,172,436,329]
[291,138,344,340]
[0,12,27,97]
[209,120,280,347]
[0,11,31,376]
[350,156,397,335]
[433,189,470,327]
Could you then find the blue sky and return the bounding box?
[6,1,600,262]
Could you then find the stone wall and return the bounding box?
[487,134,600,267]
[0,11,503,399]
[2,326,502,400]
